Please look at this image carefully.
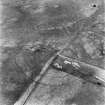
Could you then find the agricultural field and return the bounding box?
[0,0,105,105]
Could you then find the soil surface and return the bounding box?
[0,0,105,105]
